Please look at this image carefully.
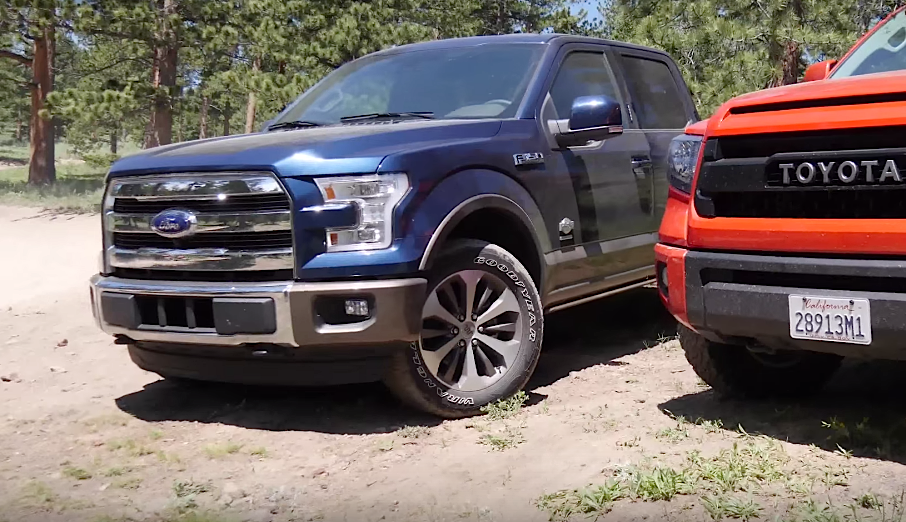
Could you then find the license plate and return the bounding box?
[788,295,871,345]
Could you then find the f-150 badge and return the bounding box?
[514,152,544,166]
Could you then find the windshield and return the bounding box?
[272,44,545,125]
[831,8,906,78]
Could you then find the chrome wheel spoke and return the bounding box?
[477,289,521,326]
[482,322,517,335]
[423,291,459,327]
[421,337,460,377]
[457,345,488,391]
[475,333,521,367]
[458,270,483,317]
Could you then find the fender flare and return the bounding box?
[414,169,551,284]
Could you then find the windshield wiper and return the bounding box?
[340,112,435,122]
[267,120,324,131]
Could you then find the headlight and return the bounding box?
[667,134,703,195]
[314,173,410,252]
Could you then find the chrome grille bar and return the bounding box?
[103,172,294,275]
[108,210,292,234]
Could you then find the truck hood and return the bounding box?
[709,70,906,136]
[109,119,503,178]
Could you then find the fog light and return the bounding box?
[345,299,370,317]
[660,265,669,288]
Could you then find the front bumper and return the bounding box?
[89,275,427,348]
[655,244,906,359]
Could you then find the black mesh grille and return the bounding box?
[714,126,906,159]
[113,194,290,214]
[697,127,906,219]
[113,231,293,250]
[708,187,906,219]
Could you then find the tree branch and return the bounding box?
[0,50,32,66]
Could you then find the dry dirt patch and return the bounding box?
[2,206,906,522]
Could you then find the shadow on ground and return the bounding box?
[660,359,906,464]
[116,288,677,434]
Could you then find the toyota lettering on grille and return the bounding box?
[779,159,903,186]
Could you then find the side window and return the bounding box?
[620,55,688,129]
[548,51,621,120]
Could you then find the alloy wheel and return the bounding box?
[419,270,523,392]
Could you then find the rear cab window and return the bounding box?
[619,54,689,130]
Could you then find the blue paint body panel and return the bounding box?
[105,34,694,300]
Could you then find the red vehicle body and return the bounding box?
[656,7,906,397]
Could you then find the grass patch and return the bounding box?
[250,446,268,457]
[478,426,525,451]
[173,479,211,498]
[107,438,155,457]
[20,480,58,506]
[539,439,804,521]
[397,425,430,439]
[0,162,105,213]
[113,477,142,490]
[481,391,528,421]
[203,442,243,459]
[702,494,762,521]
[102,467,131,477]
[536,480,625,521]
[62,466,93,481]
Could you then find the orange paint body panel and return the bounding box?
[654,243,688,328]
[657,6,906,329]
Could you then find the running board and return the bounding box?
[545,278,655,314]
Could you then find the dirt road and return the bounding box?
[3,206,906,522]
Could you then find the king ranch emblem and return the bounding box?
[779,159,904,186]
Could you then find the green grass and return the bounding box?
[480,391,528,421]
[62,466,93,481]
[538,439,802,521]
[397,425,430,439]
[0,162,105,213]
[203,442,243,459]
[0,141,145,213]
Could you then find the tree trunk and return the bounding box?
[145,0,179,149]
[110,130,118,154]
[28,24,55,186]
[222,105,231,136]
[245,56,261,134]
[199,95,210,139]
[779,40,800,86]
[15,112,23,142]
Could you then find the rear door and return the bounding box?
[611,48,696,226]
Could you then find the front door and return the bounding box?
[539,45,655,305]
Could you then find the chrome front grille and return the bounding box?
[103,172,294,277]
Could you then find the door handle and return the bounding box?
[631,157,652,169]
[631,156,655,216]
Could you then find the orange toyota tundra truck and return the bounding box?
[656,6,906,397]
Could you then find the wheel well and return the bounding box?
[443,208,543,286]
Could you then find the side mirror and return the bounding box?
[804,60,837,82]
[552,95,623,147]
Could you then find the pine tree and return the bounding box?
[0,0,72,185]
[602,0,904,116]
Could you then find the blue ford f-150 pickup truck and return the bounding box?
[89,34,698,417]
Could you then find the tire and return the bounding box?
[384,239,544,418]
[679,325,842,399]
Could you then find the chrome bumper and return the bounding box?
[89,275,427,348]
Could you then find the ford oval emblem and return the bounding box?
[150,209,197,238]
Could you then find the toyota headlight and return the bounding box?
[314,173,410,252]
[667,134,703,195]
